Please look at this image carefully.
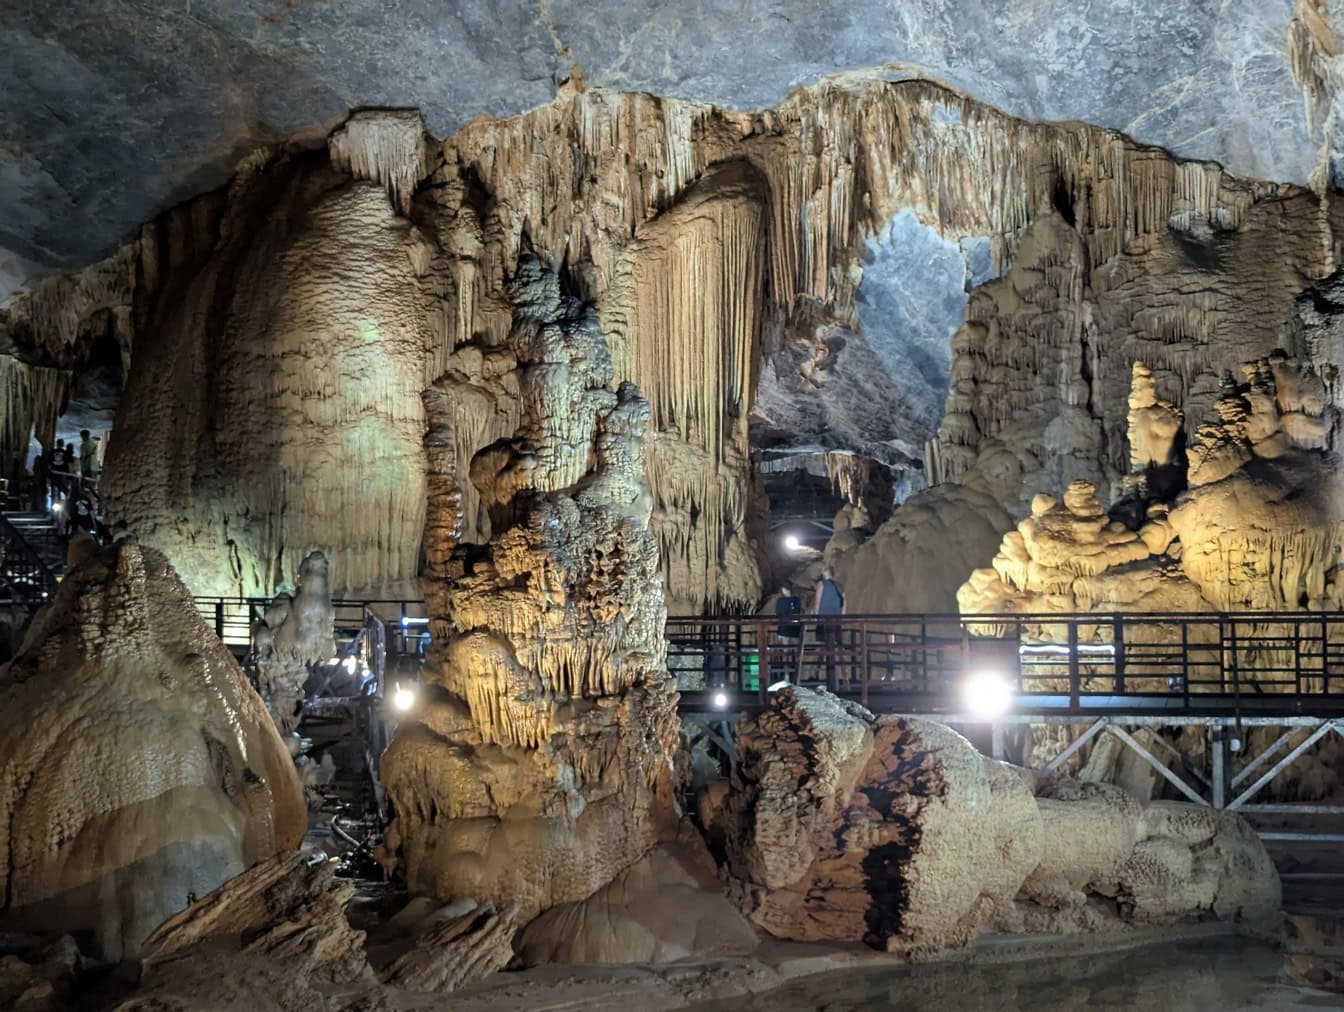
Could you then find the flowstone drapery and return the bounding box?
[378,258,679,921]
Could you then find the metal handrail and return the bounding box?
[667,611,1344,715]
[0,513,60,600]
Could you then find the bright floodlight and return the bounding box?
[961,669,1013,720]
[392,685,416,712]
[712,690,729,709]
[784,534,801,551]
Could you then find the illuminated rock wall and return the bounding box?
[100,150,430,599]
[15,77,1344,612]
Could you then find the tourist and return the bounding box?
[79,430,99,480]
[49,440,70,499]
[813,566,846,687]
[71,494,97,539]
[774,583,803,682]
[28,450,48,511]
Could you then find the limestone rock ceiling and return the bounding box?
[2,0,1337,301]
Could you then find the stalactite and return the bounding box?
[328,110,435,215]
[0,356,68,468]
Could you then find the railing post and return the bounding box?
[1230,619,1241,713]
[1324,617,1331,695]
[215,600,225,640]
[1212,731,1227,809]
[1113,613,1125,695]
[756,620,768,704]
[1294,618,1303,699]
[1181,620,1190,708]
[1217,615,1226,693]
[861,621,870,708]
[1068,620,1080,711]
[1013,619,1023,693]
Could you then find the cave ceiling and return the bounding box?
[2,0,1338,302]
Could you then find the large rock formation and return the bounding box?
[0,542,306,960]
[99,138,432,599]
[961,352,1344,618]
[718,688,1279,954]
[378,258,680,922]
[250,550,338,735]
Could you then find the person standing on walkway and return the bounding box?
[79,430,99,482]
[774,584,803,683]
[813,567,846,687]
[48,440,70,500]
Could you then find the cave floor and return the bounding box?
[438,921,1333,1011]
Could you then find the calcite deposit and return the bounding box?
[719,688,1279,954]
[9,45,1341,614]
[961,352,1344,618]
[378,258,681,922]
[0,542,305,960]
[250,550,337,735]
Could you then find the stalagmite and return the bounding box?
[250,551,337,735]
[0,542,305,960]
[378,257,680,921]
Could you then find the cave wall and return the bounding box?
[101,150,430,598]
[11,77,1344,610]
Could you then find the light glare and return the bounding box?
[961,669,1013,720]
[392,686,416,712]
[712,690,729,709]
[784,535,801,551]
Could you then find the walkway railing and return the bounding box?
[192,596,428,649]
[668,612,1344,717]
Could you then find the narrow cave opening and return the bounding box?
[752,210,995,572]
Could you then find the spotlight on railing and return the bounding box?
[712,690,729,710]
[961,669,1014,720]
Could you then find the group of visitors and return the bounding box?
[772,567,846,683]
[24,431,106,541]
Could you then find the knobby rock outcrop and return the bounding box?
[378,258,680,922]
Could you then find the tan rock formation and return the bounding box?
[381,900,519,993]
[99,149,431,598]
[516,828,759,965]
[958,478,1205,621]
[722,689,1035,954]
[1171,353,1342,610]
[378,258,679,922]
[721,688,1278,954]
[250,550,337,734]
[0,542,305,960]
[962,352,1343,620]
[123,852,376,1011]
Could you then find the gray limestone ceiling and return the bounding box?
[0,0,1335,300]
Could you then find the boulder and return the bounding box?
[722,690,1042,956]
[516,828,758,965]
[0,543,305,960]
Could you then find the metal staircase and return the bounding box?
[0,510,63,658]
